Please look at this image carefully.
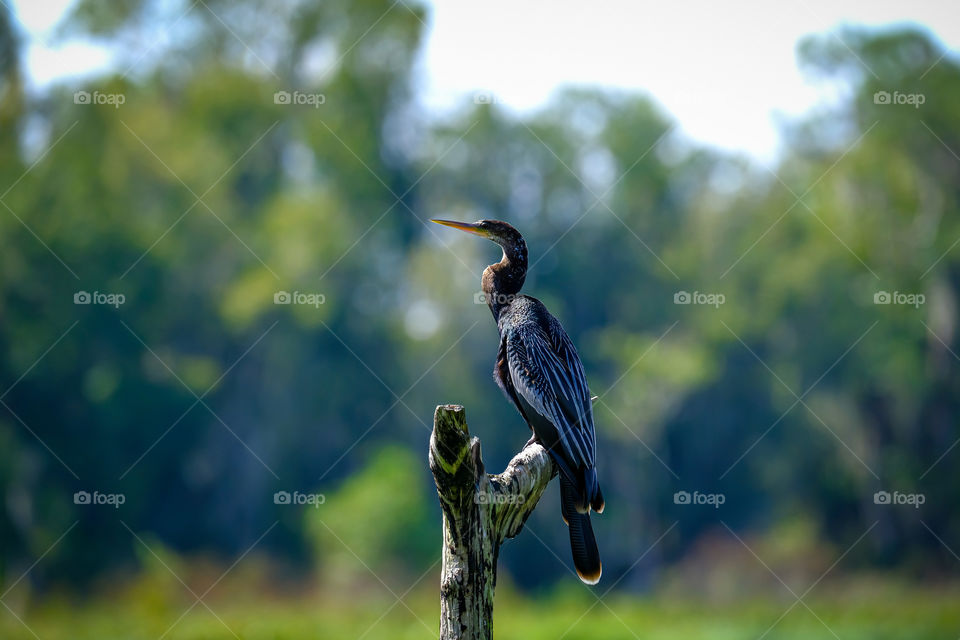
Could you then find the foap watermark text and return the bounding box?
[475,492,525,505]
[874,291,924,308]
[674,291,725,308]
[75,291,125,308]
[474,292,517,305]
[873,90,925,108]
[274,291,325,308]
[274,90,326,108]
[674,490,725,508]
[74,490,126,508]
[473,91,505,105]
[874,490,924,508]
[74,90,125,108]
[274,490,326,508]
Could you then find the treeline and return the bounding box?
[0,1,957,589]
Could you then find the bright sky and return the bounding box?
[12,0,960,163]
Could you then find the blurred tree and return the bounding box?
[306,445,434,586]
[0,0,957,595]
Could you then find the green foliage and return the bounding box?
[0,0,958,609]
[306,446,435,583]
[0,576,957,639]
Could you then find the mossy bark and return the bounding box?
[428,404,556,640]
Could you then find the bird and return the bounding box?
[432,218,604,585]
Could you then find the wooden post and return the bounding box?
[428,404,556,640]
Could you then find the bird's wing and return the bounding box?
[505,322,595,470]
[547,313,597,453]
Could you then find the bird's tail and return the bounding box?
[584,467,604,514]
[565,466,605,515]
[561,475,602,585]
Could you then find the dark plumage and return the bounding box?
[432,218,603,585]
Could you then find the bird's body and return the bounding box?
[432,218,603,585]
[494,295,603,511]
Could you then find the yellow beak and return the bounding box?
[431,219,488,237]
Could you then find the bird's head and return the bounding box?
[431,218,528,306]
[430,219,527,264]
[431,218,521,246]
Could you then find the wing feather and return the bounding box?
[506,321,595,470]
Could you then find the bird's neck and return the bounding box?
[482,238,527,318]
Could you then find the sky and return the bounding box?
[11,0,960,163]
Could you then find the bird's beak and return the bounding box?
[431,219,488,237]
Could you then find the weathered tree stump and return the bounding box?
[428,404,556,640]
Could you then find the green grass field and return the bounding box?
[3,576,957,639]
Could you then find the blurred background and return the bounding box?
[1,0,959,638]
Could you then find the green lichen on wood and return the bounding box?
[429,404,556,640]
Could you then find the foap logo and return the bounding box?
[874,291,924,308]
[274,291,325,308]
[74,490,126,508]
[274,90,326,108]
[74,290,125,308]
[873,90,925,108]
[474,292,517,306]
[274,490,326,508]
[473,91,505,105]
[674,291,725,308]
[673,490,725,508]
[475,492,525,505]
[73,90,126,108]
[873,490,925,509]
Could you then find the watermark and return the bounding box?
[273,490,326,508]
[274,291,325,308]
[874,490,924,509]
[873,90,925,108]
[673,490,725,508]
[674,291,725,308]
[874,291,924,308]
[73,90,125,109]
[274,90,326,108]
[74,490,125,508]
[474,291,517,305]
[475,492,525,505]
[473,91,505,105]
[74,290,125,308]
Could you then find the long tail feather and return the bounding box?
[561,476,602,584]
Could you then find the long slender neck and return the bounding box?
[482,236,528,319]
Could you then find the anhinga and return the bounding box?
[432,218,604,585]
